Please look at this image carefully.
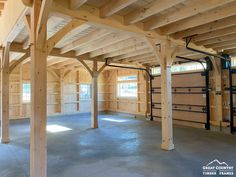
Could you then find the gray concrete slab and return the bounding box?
[0,113,236,177]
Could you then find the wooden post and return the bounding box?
[91,61,98,128]
[30,0,52,177]
[1,42,10,144]
[211,58,223,124]
[145,66,150,117]
[60,69,64,113]
[159,39,175,151]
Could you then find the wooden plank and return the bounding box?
[144,0,233,30]
[124,0,186,25]
[160,1,236,35]
[100,0,137,18]
[1,42,10,143]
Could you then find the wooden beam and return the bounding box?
[51,2,216,55]
[70,0,87,10]
[90,37,141,57]
[47,19,86,53]
[100,0,137,18]
[195,33,236,46]
[215,44,236,51]
[61,28,111,54]
[37,0,53,47]
[30,0,49,177]
[0,2,4,10]
[144,0,233,30]
[192,25,236,42]
[205,39,236,49]
[160,1,236,35]
[172,15,236,39]
[75,33,130,56]
[9,50,30,73]
[77,58,93,76]
[124,0,186,25]
[1,42,10,144]
[111,48,153,61]
[104,41,147,58]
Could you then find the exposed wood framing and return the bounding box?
[30,0,51,177]
[100,0,137,18]
[1,42,10,143]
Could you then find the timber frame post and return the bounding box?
[77,59,106,128]
[1,42,11,144]
[29,0,52,177]
[91,61,99,128]
[210,58,223,125]
[147,38,177,150]
[159,39,177,151]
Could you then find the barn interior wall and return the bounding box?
[8,63,107,119]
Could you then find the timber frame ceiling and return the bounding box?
[2,0,236,70]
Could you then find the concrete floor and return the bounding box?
[0,113,236,177]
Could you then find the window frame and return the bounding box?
[22,81,31,103]
[117,75,138,98]
[79,83,91,100]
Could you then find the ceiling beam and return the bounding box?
[172,15,236,39]
[104,41,147,58]
[196,33,236,46]
[90,37,141,57]
[214,44,236,51]
[192,25,236,42]
[51,2,216,55]
[61,28,111,54]
[70,0,87,10]
[160,1,236,35]
[100,0,137,18]
[205,39,236,49]
[144,0,233,30]
[124,0,186,25]
[47,19,86,53]
[75,33,130,56]
[111,48,153,61]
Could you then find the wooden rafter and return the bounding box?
[100,0,137,18]
[159,1,236,35]
[144,0,233,30]
[124,0,186,25]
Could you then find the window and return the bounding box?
[231,57,236,67]
[151,62,206,75]
[22,82,31,103]
[117,75,137,98]
[80,84,91,100]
